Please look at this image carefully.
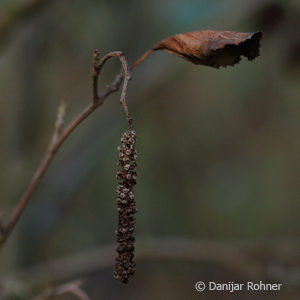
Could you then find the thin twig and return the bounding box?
[93,51,132,128]
[116,53,132,129]
[51,98,66,146]
[92,49,101,103]
[93,50,125,104]
[0,50,135,247]
[130,49,153,70]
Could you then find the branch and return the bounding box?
[2,238,299,295]
[0,50,132,247]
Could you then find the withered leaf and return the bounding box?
[152,30,262,68]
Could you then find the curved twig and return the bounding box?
[93,51,132,128]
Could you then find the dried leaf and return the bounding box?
[152,30,262,68]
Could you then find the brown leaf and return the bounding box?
[152,30,262,68]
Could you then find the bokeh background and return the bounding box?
[0,0,299,299]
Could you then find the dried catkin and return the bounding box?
[114,130,137,283]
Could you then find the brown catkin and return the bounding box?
[114,130,137,283]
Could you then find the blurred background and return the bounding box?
[0,0,299,299]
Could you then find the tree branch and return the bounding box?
[0,50,133,247]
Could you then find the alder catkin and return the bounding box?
[114,130,137,283]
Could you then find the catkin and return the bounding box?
[114,130,138,283]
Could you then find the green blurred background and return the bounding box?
[0,0,299,299]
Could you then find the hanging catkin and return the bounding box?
[114,130,138,283]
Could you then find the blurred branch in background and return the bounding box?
[1,237,300,298]
[0,0,52,52]
[33,279,90,300]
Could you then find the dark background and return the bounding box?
[0,0,299,299]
